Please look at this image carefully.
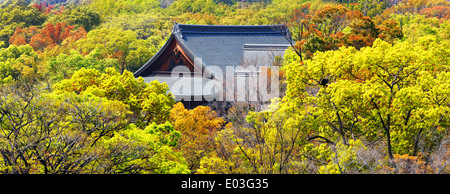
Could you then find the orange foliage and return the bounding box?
[312,5,349,35]
[289,4,390,59]
[377,0,449,22]
[382,154,432,174]
[170,103,225,172]
[377,19,403,44]
[8,27,28,46]
[419,6,450,21]
[9,22,87,51]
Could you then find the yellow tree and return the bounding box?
[283,37,449,162]
[169,103,225,173]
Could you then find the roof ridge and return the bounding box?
[176,23,285,27]
[173,23,288,35]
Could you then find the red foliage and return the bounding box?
[9,27,28,46]
[345,10,380,49]
[32,1,63,15]
[312,5,349,35]
[377,20,403,43]
[419,6,450,21]
[9,22,87,51]
[288,4,386,59]
[32,1,46,12]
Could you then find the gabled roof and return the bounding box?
[134,23,291,77]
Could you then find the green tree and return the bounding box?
[168,0,224,16]
[46,49,118,82]
[0,83,188,174]
[238,99,313,173]
[95,122,189,174]
[100,12,166,40]
[47,6,101,31]
[390,13,448,44]
[89,0,161,17]
[53,67,175,128]
[0,83,129,173]
[283,38,449,159]
[75,27,155,73]
[0,44,40,84]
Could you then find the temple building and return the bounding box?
[134,23,291,109]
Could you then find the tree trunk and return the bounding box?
[373,98,394,160]
[364,0,368,16]
[385,127,394,159]
[412,128,423,156]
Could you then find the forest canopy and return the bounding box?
[0,0,448,174]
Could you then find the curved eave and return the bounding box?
[134,34,175,77]
[173,32,214,78]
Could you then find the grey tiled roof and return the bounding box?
[134,23,292,77]
[173,23,291,73]
[134,24,292,99]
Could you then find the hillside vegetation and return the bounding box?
[0,0,448,174]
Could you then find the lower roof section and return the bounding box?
[142,75,222,101]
